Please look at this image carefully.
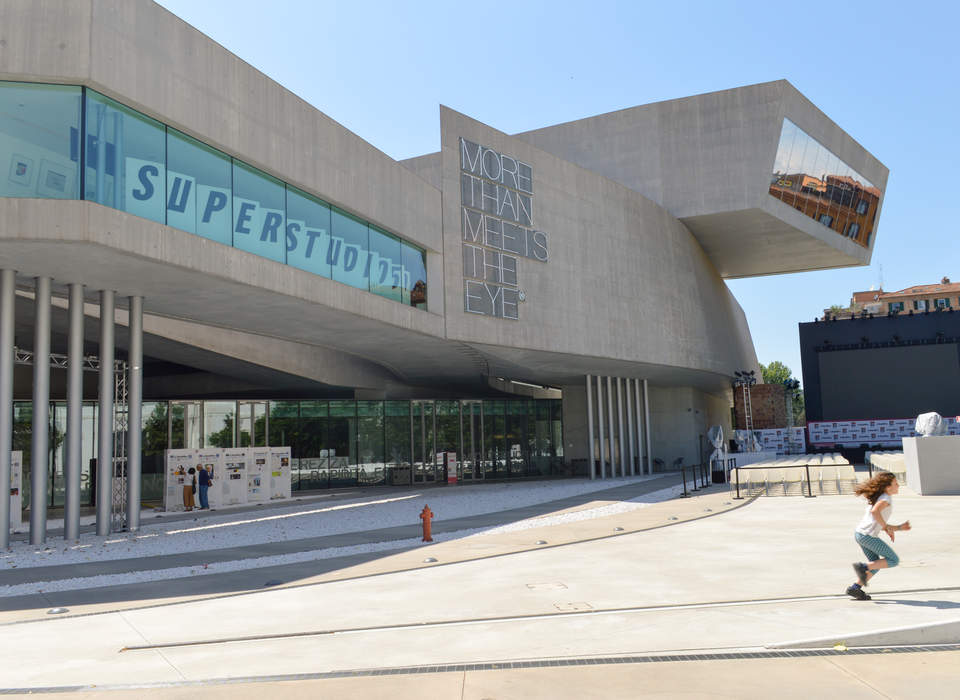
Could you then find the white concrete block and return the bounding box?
[903,436,960,495]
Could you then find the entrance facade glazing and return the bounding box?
[12,397,564,506]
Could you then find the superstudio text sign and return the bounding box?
[119,157,415,293]
[460,138,548,320]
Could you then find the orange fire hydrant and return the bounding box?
[419,504,434,542]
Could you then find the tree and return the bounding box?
[760,361,806,425]
[760,361,792,385]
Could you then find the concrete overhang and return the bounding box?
[514,80,888,278]
[1,200,747,395]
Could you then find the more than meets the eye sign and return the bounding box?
[459,138,548,320]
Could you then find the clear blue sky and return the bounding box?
[157,0,959,386]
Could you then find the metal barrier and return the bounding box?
[731,464,821,499]
[679,463,710,498]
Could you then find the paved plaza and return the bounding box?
[1,474,958,698]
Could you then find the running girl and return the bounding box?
[846,471,911,601]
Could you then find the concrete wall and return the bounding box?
[439,107,758,379]
[648,386,730,468]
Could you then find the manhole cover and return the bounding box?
[526,582,567,590]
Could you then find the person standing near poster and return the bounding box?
[183,467,196,511]
[197,464,211,510]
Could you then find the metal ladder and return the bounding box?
[742,384,754,433]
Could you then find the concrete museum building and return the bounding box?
[0,0,888,545]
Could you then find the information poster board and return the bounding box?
[247,447,270,503]
[446,452,457,484]
[221,448,248,506]
[195,448,225,508]
[9,451,22,530]
[163,447,293,511]
[164,449,197,512]
[269,447,292,500]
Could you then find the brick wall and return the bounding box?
[733,383,787,429]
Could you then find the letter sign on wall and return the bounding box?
[460,138,548,320]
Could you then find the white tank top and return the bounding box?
[856,493,892,537]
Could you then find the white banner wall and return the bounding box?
[247,447,270,503]
[221,448,249,506]
[164,449,198,512]
[269,447,292,500]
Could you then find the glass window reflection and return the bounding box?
[402,243,427,308]
[286,186,332,278]
[769,118,880,248]
[1,81,426,308]
[167,129,232,244]
[369,225,403,301]
[85,90,166,223]
[0,82,81,199]
[330,207,369,289]
[233,161,285,262]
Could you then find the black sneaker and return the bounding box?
[852,562,869,586]
[846,585,871,601]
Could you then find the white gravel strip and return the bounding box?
[2,475,674,572]
[0,483,686,597]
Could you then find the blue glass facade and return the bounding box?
[0,81,427,308]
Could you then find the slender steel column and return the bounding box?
[585,375,595,480]
[626,378,636,477]
[29,277,51,545]
[96,290,115,536]
[606,376,616,477]
[643,379,652,475]
[0,270,14,549]
[595,376,606,479]
[616,378,626,478]
[126,296,143,531]
[633,379,643,475]
[64,284,84,541]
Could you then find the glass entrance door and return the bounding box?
[237,401,268,447]
[460,400,483,481]
[411,400,438,483]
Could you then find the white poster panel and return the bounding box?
[247,447,270,503]
[164,449,198,512]
[195,448,225,509]
[221,448,249,506]
[9,451,22,530]
[269,447,292,500]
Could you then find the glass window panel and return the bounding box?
[232,160,285,262]
[330,208,369,289]
[357,401,385,486]
[204,401,235,448]
[770,119,799,208]
[384,402,411,485]
[483,400,505,479]
[13,402,33,505]
[368,225,403,301]
[298,401,329,490]
[286,185,332,278]
[0,82,81,199]
[402,242,427,308]
[85,90,165,222]
[327,400,357,486]
[769,118,879,249]
[166,128,232,244]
